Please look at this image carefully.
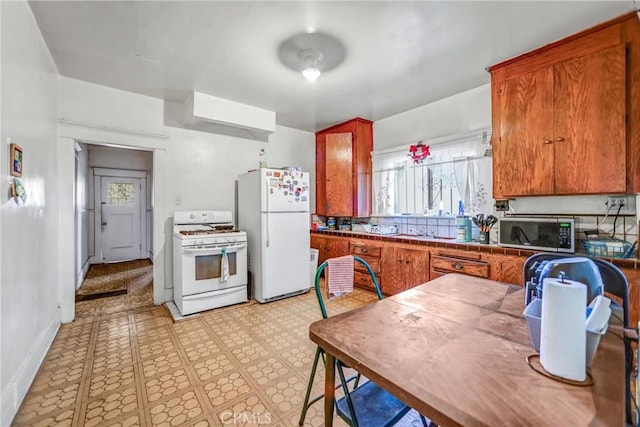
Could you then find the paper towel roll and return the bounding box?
[540,277,587,381]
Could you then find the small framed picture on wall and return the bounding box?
[10,143,22,177]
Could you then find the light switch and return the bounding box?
[175,197,182,206]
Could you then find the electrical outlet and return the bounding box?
[606,196,628,209]
[494,200,509,211]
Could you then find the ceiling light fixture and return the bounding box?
[300,49,323,82]
[278,32,345,82]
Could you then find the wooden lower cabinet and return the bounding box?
[354,270,379,292]
[310,233,639,327]
[382,245,430,295]
[311,235,349,265]
[350,240,383,292]
[483,253,526,285]
[429,248,489,282]
[429,249,524,285]
[431,255,490,279]
[620,267,640,327]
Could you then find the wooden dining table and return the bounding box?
[309,273,625,427]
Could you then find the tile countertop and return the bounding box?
[310,229,640,269]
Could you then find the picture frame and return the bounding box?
[10,143,23,177]
[12,178,26,206]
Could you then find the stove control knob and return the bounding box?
[189,214,195,220]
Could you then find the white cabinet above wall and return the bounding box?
[182,91,276,142]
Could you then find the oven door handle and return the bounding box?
[182,243,246,255]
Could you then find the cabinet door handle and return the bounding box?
[452,262,464,270]
[361,247,368,254]
[398,259,403,263]
[556,137,565,142]
[405,260,410,265]
[543,139,552,144]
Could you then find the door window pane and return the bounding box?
[107,183,135,206]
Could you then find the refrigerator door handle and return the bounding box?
[265,178,270,247]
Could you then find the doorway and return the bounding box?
[75,143,153,294]
[61,133,164,324]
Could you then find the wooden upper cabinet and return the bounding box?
[325,133,353,216]
[490,13,639,198]
[315,118,373,217]
[553,45,626,194]
[496,67,554,196]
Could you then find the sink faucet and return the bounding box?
[414,227,435,238]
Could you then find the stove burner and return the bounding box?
[179,229,240,236]
[213,225,235,231]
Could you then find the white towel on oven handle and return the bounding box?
[221,248,230,282]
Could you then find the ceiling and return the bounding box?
[30,1,636,133]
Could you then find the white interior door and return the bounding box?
[100,176,142,262]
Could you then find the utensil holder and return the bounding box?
[478,231,489,244]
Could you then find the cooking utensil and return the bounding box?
[485,215,498,229]
[473,214,498,232]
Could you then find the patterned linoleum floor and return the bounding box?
[76,261,136,298]
[14,262,426,426]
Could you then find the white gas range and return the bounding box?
[173,211,248,315]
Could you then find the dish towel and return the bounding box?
[327,255,354,299]
[221,248,230,283]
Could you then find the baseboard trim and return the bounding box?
[163,288,173,305]
[1,309,60,426]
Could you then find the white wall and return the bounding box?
[75,142,90,287]
[1,2,61,425]
[374,84,492,150]
[58,77,316,303]
[89,144,152,171]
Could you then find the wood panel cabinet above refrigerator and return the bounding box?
[315,118,373,217]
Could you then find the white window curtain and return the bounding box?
[372,129,492,216]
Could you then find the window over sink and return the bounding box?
[372,129,493,216]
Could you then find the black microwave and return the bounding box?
[498,218,575,253]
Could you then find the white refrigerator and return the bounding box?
[238,168,311,303]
